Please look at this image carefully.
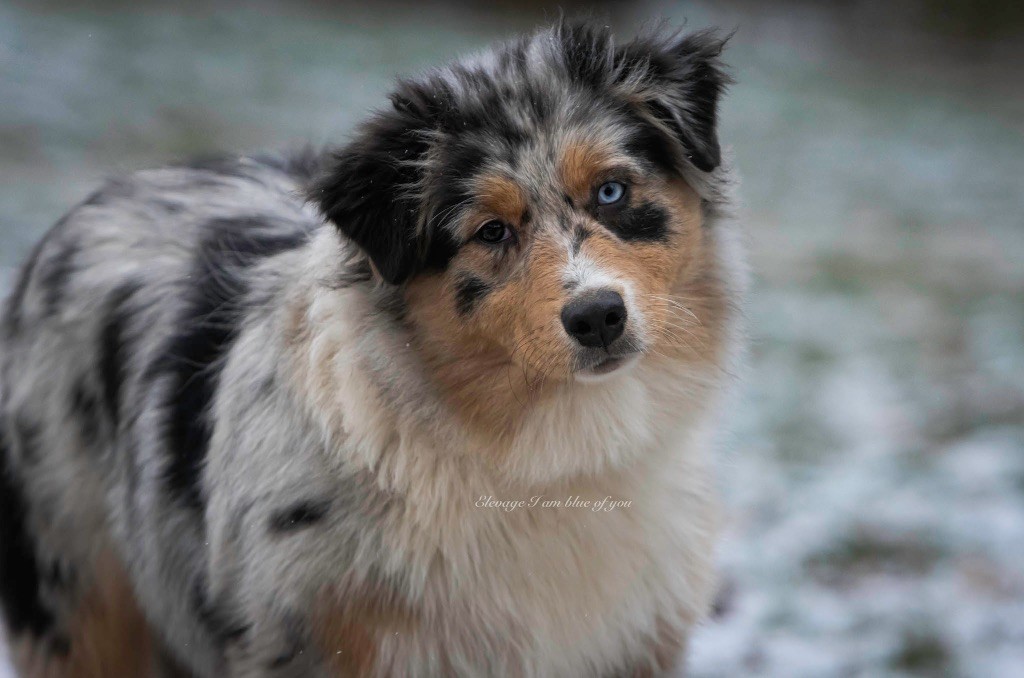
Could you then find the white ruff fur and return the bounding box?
[279,224,741,676]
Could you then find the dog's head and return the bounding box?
[311,21,731,410]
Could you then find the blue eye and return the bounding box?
[596,181,626,205]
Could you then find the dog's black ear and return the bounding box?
[309,91,434,285]
[618,28,731,173]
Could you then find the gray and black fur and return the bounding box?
[1,153,328,674]
[0,20,736,677]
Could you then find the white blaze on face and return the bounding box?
[561,237,646,350]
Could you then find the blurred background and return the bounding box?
[2,0,1023,675]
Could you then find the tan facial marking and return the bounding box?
[479,232,571,378]
[405,269,560,442]
[463,173,528,237]
[567,175,724,367]
[558,138,619,199]
[402,144,725,438]
[646,179,726,366]
[402,224,582,442]
[571,177,690,290]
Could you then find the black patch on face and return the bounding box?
[571,225,592,255]
[99,281,142,429]
[268,499,331,534]
[603,201,670,242]
[425,138,489,267]
[70,380,101,448]
[454,275,491,316]
[422,224,460,275]
[149,217,308,510]
[0,422,56,638]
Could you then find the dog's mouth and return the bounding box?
[574,351,641,383]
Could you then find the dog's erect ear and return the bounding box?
[618,28,731,173]
[577,24,729,175]
[309,91,434,285]
[626,29,733,174]
[556,22,730,172]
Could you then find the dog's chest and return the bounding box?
[300,361,719,674]
[355,462,713,676]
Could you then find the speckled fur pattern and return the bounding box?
[0,20,744,677]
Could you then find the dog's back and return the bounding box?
[0,153,322,676]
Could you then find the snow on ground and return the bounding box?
[2,2,1022,676]
[670,4,1024,675]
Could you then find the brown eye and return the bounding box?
[476,220,511,244]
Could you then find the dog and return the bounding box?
[0,19,742,677]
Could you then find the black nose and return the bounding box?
[561,290,627,348]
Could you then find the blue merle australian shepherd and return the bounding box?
[0,20,744,678]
